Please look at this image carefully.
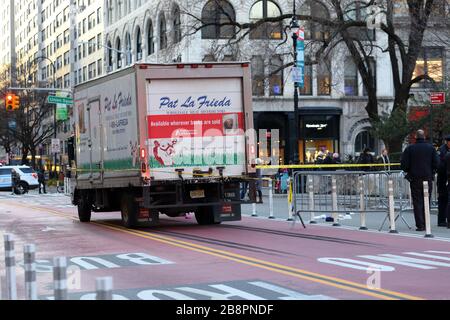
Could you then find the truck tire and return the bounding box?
[78,193,92,222]
[120,193,138,228]
[195,206,220,225]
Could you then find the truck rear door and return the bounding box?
[87,99,103,183]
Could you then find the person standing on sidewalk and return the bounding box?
[444,150,450,229]
[401,130,439,231]
[437,135,450,227]
[38,167,47,194]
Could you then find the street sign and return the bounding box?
[430,92,445,105]
[51,138,61,154]
[295,26,305,88]
[292,66,304,84]
[48,95,73,105]
[56,105,68,121]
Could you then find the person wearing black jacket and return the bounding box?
[401,130,439,231]
[444,151,450,228]
[437,136,450,226]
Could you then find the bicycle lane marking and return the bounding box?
[1,201,423,300]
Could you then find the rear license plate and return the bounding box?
[190,190,205,199]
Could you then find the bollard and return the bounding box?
[268,179,275,219]
[96,277,113,300]
[331,178,340,226]
[388,179,398,233]
[24,244,37,300]
[4,234,17,300]
[53,257,68,300]
[287,178,293,221]
[251,203,257,217]
[423,181,434,238]
[359,177,368,230]
[308,178,316,224]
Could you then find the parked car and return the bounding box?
[0,166,39,194]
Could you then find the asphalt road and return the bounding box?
[1,191,450,300]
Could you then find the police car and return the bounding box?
[0,165,39,194]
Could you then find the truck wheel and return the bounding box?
[78,194,92,222]
[121,193,138,228]
[195,206,220,225]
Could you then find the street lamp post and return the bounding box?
[290,6,300,164]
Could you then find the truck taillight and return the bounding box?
[140,147,146,159]
[176,64,185,69]
[205,64,213,68]
[250,144,255,154]
[191,64,199,69]
[242,63,249,68]
[141,162,147,173]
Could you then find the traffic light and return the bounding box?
[5,94,14,111]
[12,94,19,110]
[5,93,19,111]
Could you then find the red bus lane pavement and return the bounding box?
[0,199,449,300]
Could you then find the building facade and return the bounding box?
[2,0,105,168]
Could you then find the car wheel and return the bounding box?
[15,182,28,195]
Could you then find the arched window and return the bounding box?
[201,0,236,39]
[355,130,375,153]
[125,32,132,65]
[136,27,142,60]
[147,20,155,55]
[116,37,122,69]
[249,0,283,40]
[172,4,181,44]
[299,0,330,41]
[159,13,167,50]
[107,40,113,69]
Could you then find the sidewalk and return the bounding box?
[242,190,450,240]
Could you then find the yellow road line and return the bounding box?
[3,201,424,300]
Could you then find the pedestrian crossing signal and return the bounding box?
[5,94,19,111]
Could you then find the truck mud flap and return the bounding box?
[214,204,241,222]
[136,208,160,227]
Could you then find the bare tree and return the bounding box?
[179,0,449,152]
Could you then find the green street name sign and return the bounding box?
[47,95,73,105]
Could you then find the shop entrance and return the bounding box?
[298,110,341,164]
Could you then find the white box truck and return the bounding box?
[71,63,257,227]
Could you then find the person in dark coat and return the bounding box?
[358,147,374,171]
[10,168,19,195]
[444,151,450,229]
[38,167,47,194]
[437,135,450,226]
[401,130,439,231]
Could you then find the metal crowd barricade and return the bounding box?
[292,169,438,231]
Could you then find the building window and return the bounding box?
[249,0,283,40]
[344,56,358,96]
[107,41,113,69]
[344,1,376,41]
[116,37,122,69]
[300,59,312,95]
[317,58,331,95]
[172,5,181,44]
[355,130,375,153]
[201,0,236,39]
[159,13,167,50]
[412,47,444,88]
[269,55,283,96]
[299,0,330,41]
[251,55,265,96]
[136,27,142,60]
[147,20,155,55]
